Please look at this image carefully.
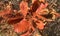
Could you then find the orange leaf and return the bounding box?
[14,19,30,33]
[36,2,48,13]
[19,1,28,16]
[36,20,44,30]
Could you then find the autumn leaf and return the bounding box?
[0,5,12,16]
[13,19,30,33]
[36,20,44,30]
[19,1,28,17]
[36,2,48,14]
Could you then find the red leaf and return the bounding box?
[36,20,44,30]
[13,19,30,33]
[36,2,48,13]
[19,1,28,17]
[0,5,12,16]
[40,3,48,9]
